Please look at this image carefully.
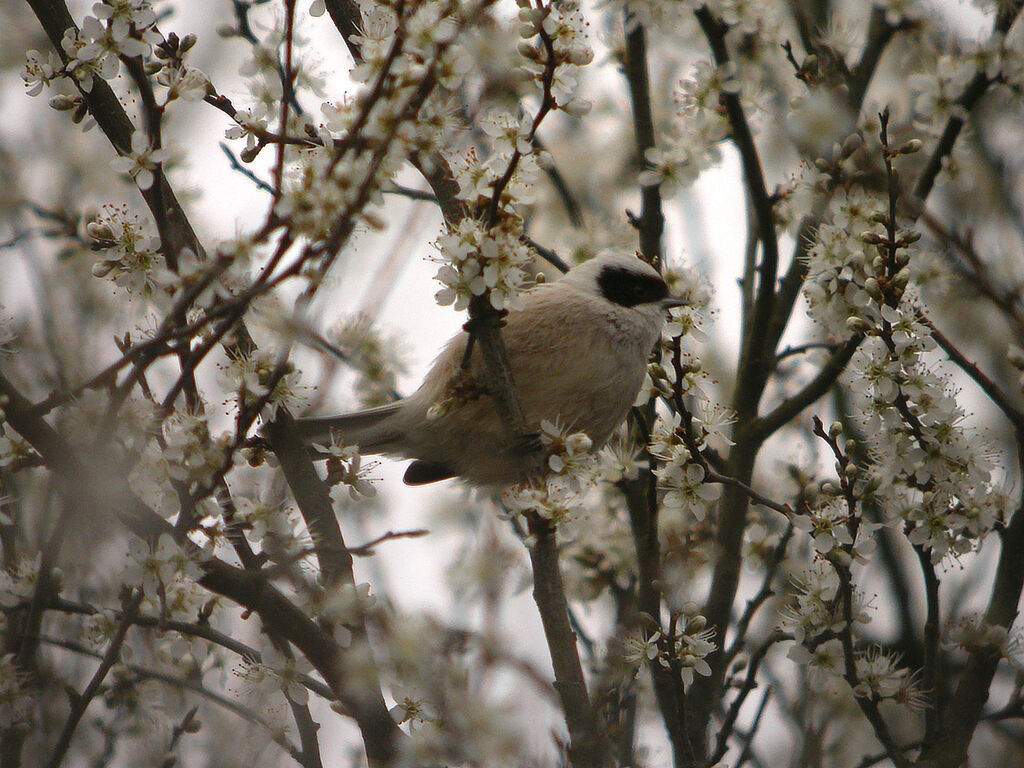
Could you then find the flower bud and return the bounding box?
[48,94,79,111]
[362,211,386,230]
[846,316,870,333]
[860,231,887,245]
[841,133,863,158]
[180,33,198,53]
[897,139,923,154]
[517,41,540,59]
[892,268,910,290]
[561,98,591,118]
[92,260,117,278]
[829,421,843,438]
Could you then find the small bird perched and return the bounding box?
[296,252,683,486]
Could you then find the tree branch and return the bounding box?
[694,6,779,409]
[39,635,305,763]
[622,12,663,265]
[0,367,404,768]
[747,335,863,446]
[526,514,609,768]
[26,0,205,266]
[44,590,143,768]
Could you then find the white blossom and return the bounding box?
[622,630,662,666]
[110,131,169,190]
[434,218,533,311]
[21,50,62,96]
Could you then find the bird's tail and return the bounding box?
[293,401,405,453]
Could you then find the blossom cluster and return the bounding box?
[123,534,205,598]
[516,0,594,117]
[791,496,876,567]
[273,0,482,252]
[649,412,722,526]
[160,411,234,491]
[315,439,379,503]
[498,421,599,526]
[780,566,926,710]
[237,646,315,706]
[218,350,309,419]
[430,0,594,311]
[330,317,407,408]
[231,491,312,563]
[802,188,891,338]
[622,612,717,690]
[779,568,868,645]
[501,464,594,527]
[640,61,737,195]
[0,555,41,609]
[87,205,165,294]
[434,216,534,311]
[60,1,160,92]
[908,31,1024,135]
[26,0,210,101]
[634,263,713,405]
[24,0,209,118]
[803,185,1003,562]
[432,138,540,312]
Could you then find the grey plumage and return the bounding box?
[293,401,403,452]
[295,252,680,487]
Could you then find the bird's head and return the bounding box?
[556,252,685,314]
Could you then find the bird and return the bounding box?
[295,252,683,487]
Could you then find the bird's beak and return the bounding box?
[660,296,687,309]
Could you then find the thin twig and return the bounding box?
[38,634,305,762]
[922,313,1024,435]
[220,143,276,194]
[913,544,942,742]
[44,590,143,768]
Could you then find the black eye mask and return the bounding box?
[596,264,669,308]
